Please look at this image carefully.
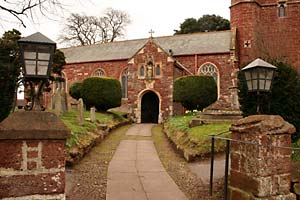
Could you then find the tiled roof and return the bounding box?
[61,30,232,64]
[19,32,56,44]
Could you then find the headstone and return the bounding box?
[78,98,84,125]
[52,88,68,116]
[90,107,96,123]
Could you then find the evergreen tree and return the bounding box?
[174,14,230,35]
[0,29,21,122]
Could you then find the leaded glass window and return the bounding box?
[198,63,218,84]
[121,69,129,98]
[93,69,105,77]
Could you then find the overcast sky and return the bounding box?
[0,0,231,47]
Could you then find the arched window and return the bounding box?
[121,68,129,98]
[139,65,145,77]
[198,63,218,83]
[155,64,161,76]
[279,4,286,17]
[93,69,105,77]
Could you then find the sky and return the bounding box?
[0,0,231,47]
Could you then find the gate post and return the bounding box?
[229,115,296,200]
[0,112,70,199]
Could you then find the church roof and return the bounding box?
[61,30,232,64]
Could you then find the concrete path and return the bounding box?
[125,124,154,137]
[188,155,227,184]
[106,124,187,200]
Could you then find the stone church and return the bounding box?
[59,0,300,123]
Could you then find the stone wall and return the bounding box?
[229,115,296,200]
[0,112,70,200]
[231,0,300,70]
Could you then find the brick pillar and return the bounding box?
[229,115,296,200]
[0,112,70,200]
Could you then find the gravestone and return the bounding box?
[52,88,67,116]
[78,98,84,125]
[90,107,96,123]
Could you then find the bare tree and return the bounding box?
[0,0,64,28]
[60,8,131,46]
[60,13,99,46]
[102,8,131,43]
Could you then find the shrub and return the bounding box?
[173,75,217,110]
[238,60,300,140]
[81,77,122,111]
[69,82,82,100]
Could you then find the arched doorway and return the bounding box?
[141,91,159,123]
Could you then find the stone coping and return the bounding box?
[230,115,295,135]
[0,111,70,140]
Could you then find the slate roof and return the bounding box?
[61,30,232,64]
[19,32,56,44]
[242,58,277,70]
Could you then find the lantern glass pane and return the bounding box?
[25,60,36,75]
[245,71,251,80]
[266,70,274,79]
[38,53,50,60]
[37,61,49,75]
[252,80,258,90]
[246,80,253,90]
[24,52,36,60]
[265,80,271,90]
[259,80,265,90]
[251,70,258,79]
[259,68,266,79]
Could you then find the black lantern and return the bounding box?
[18,32,56,111]
[241,58,277,113]
[18,32,56,79]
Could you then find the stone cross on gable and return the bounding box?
[149,29,155,38]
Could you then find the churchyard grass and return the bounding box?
[59,109,127,151]
[164,115,231,159]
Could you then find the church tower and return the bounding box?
[230,0,300,70]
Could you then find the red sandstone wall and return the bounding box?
[176,53,233,102]
[231,0,300,70]
[62,60,128,105]
[0,140,66,198]
[127,40,175,121]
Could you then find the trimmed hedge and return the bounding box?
[81,77,122,111]
[69,82,82,100]
[173,75,217,110]
[238,60,300,140]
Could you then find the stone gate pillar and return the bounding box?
[229,115,296,200]
[0,112,70,200]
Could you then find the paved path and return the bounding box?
[106,124,187,200]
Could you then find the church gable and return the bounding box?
[129,38,175,81]
[126,38,177,122]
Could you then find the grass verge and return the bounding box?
[164,115,231,160]
[59,109,128,165]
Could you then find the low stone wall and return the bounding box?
[229,115,296,200]
[0,112,70,200]
[66,120,130,165]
